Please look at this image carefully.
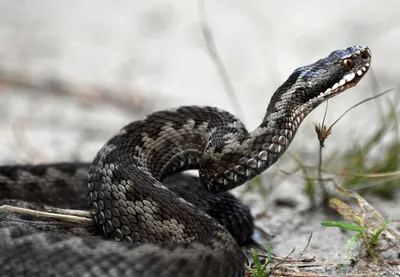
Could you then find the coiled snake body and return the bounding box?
[0,45,371,276]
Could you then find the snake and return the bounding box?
[0,45,371,277]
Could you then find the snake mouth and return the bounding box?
[316,45,371,100]
[317,62,370,100]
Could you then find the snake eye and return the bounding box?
[342,58,354,69]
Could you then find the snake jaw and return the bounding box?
[316,60,370,100]
[302,45,371,104]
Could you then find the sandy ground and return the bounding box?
[0,1,399,275]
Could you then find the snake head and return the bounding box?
[296,45,371,104]
[267,45,371,117]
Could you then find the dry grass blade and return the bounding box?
[0,205,92,224]
[314,100,331,148]
[313,123,332,148]
[309,167,400,178]
[298,233,313,260]
[328,197,364,226]
[328,88,394,131]
[12,119,48,163]
[198,0,246,122]
[313,88,393,151]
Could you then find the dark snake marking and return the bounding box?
[0,165,253,246]
[0,163,89,209]
[0,45,371,277]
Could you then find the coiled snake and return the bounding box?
[0,45,371,276]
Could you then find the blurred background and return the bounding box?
[0,0,399,261]
[0,0,399,163]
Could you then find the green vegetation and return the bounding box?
[300,88,400,205]
[246,242,272,277]
[341,103,400,198]
[321,187,398,263]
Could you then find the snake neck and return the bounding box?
[199,85,314,192]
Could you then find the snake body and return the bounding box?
[0,45,371,276]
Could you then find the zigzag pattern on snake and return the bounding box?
[0,45,371,277]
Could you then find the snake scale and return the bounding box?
[0,45,371,276]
